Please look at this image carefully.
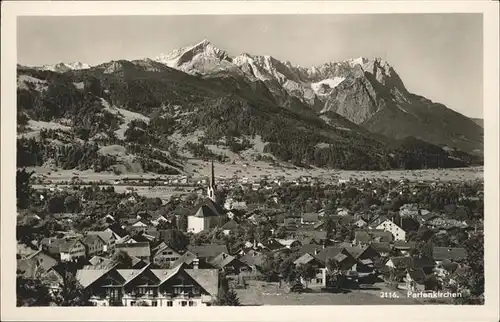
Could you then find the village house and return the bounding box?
[17,250,58,279]
[81,234,106,258]
[354,230,394,246]
[393,241,417,256]
[300,213,320,226]
[432,247,467,265]
[370,242,392,257]
[59,239,87,261]
[296,230,328,245]
[375,219,406,241]
[115,242,151,263]
[315,247,358,273]
[151,242,182,268]
[187,244,228,263]
[170,252,208,269]
[105,224,128,241]
[209,253,250,275]
[86,231,116,253]
[150,214,170,227]
[293,253,327,287]
[275,239,302,249]
[187,188,227,234]
[239,250,265,276]
[76,263,219,307]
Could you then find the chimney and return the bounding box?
[193,258,199,270]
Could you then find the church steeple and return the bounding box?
[210,160,215,188]
[207,160,217,203]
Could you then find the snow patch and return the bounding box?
[310,77,345,95]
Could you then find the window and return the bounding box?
[130,301,136,306]
[181,301,187,307]
[189,301,195,306]
[152,301,158,307]
[167,301,173,307]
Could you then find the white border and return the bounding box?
[2,1,499,321]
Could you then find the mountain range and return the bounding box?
[16,40,483,175]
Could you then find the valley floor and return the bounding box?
[28,163,483,184]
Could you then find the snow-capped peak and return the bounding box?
[39,62,91,72]
[154,39,230,69]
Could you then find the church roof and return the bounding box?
[192,198,225,218]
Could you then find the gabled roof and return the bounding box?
[293,253,325,266]
[210,252,242,269]
[370,242,392,253]
[393,241,417,250]
[192,198,225,218]
[171,251,198,267]
[149,266,219,296]
[297,244,324,256]
[388,256,435,270]
[433,247,467,261]
[88,256,114,269]
[296,230,327,241]
[115,242,151,258]
[185,268,219,296]
[239,250,265,267]
[76,268,114,289]
[355,230,393,243]
[25,250,58,272]
[188,244,228,260]
[81,234,105,247]
[152,241,181,256]
[315,247,353,264]
[122,264,155,286]
[60,239,85,253]
[275,239,301,247]
[367,216,390,229]
[105,223,128,238]
[85,231,115,243]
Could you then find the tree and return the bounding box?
[216,288,241,306]
[17,168,34,209]
[279,257,298,284]
[111,250,133,268]
[454,232,484,304]
[16,270,52,306]
[296,263,316,288]
[64,195,81,213]
[326,259,347,291]
[52,270,91,306]
[46,195,65,213]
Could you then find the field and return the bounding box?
[234,280,422,306]
[27,163,483,184]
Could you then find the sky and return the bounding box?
[17,14,483,118]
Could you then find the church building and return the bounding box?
[187,161,227,234]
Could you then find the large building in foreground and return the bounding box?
[187,161,227,233]
[76,263,218,307]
